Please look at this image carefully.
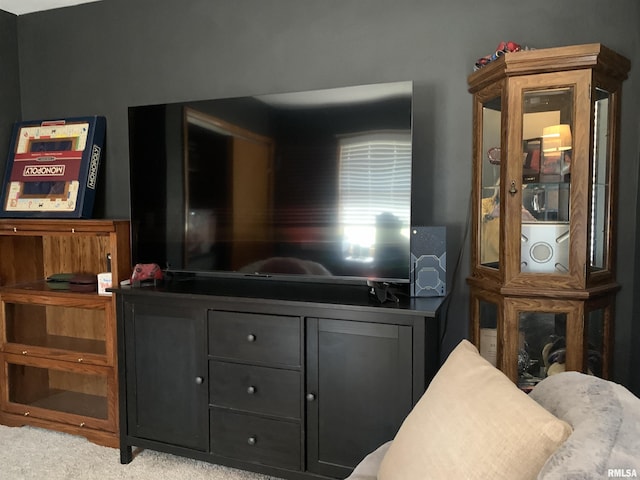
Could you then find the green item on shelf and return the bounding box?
[46,273,74,290]
[47,273,75,282]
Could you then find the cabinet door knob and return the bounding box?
[306,393,316,402]
[195,376,204,384]
[247,333,256,342]
[247,385,256,395]
[247,436,257,446]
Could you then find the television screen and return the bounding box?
[128,81,413,283]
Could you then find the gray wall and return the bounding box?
[0,10,20,159]
[2,0,639,392]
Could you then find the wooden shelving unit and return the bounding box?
[0,219,130,447]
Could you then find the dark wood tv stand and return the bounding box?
[115,276,444,479]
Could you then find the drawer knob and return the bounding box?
[79,422,85,427]
[247,436,257,446]
[247,385,256,395]
[22,350,28,355]
[306,393,316,402]
[247,333,256,342]
[195,376,204,385]
[24,411,30,416]
[77,358,83,363]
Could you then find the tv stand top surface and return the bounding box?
[115,274,445,316]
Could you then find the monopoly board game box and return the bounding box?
[0,116,106,218]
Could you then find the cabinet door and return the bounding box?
[306,318,413,478]
[123,300,208,451]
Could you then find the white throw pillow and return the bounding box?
[377,340,572,480]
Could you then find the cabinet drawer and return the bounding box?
[208,311,300,367]
[209,361,300,419]
[210,409,300,470]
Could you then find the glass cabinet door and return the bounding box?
[586,308,605,377]
[590,87,613,274]
[2,354,115,431]
[479,96,502,269]
[519,87,573,274]
[477,299,499,367]
[8,362,108,419]
[2,298,110,365]
[503,298,579,390]
[516,311,567,391]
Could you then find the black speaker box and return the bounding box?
[410,226,446,297]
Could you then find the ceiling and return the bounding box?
[0,0,100,15]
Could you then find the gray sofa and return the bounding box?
[347,370,640,480]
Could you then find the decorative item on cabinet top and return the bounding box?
[474,40,524,70]
[410,226,446,298]
[0,116,106,219]
[46,272,98,292]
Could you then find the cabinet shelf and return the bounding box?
[2,282,113,305]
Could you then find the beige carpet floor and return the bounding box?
[0,424,281,480]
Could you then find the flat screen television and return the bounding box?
[128,81,413,284]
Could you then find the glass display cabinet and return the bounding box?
[467,44,630,389]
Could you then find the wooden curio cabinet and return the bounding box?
[467,44,630,389]
[0,219,130,447]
